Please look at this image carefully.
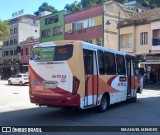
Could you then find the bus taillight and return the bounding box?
[72,76,80,95]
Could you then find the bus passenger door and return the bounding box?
[126,57,132,96]
[83,49,98,107]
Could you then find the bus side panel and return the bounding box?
[67,42,86,108]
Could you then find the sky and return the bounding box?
[0,0,80,20]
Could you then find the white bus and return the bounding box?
[29,40,143,112]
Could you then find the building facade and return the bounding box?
[2,14,39,78]
[123,0,151,13]
[20,37,39,73]
[0,41,3,75]
[40,10,65,43]
[103,1,130,50]
[119,8,160,83]
[65,4,103,45]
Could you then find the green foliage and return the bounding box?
[64,0,160,13]
[64,1,82,13]
[0,20,9,41]
[64,0,107,13]
[34,2,58,16]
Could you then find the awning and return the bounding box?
[140,61,160,64]
[23,65,28,67]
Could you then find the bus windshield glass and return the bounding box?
[30,44,73,61]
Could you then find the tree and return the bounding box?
[64,1,82,13]
[0,20,9,41]
[64,0,107,13]
[34,2,58,16]
[64,0,160,13]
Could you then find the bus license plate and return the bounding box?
[42,81,58,88]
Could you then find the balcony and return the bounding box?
[152,38,160,51]
[120,43,134,52]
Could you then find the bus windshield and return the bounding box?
[30,44,73,61]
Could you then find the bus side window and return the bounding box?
[83,50,93,74]
[98,50,105,75]
[116,55,126,75]
[104,52,116,75]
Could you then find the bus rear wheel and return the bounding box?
[98,95,108,112]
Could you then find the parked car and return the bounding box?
[8,73,29,85]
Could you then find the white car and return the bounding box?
[8,73,29,85]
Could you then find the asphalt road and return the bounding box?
[0,80,160,135]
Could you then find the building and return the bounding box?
[2,14,40,78]
[103,0,131,50]
[65,4,103,45]
[119,8,160,83]
[123,0,151,13]
[40,10,65,43]
[0,41,3,76]
[20,37,39,73]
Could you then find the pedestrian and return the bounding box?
[143,73,148,86]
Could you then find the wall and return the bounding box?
[19,18,40,42]
[103,1,130,50]
[65,5,103,44]
[151,21,160,51]
[120,25,135,53]
[135,24,150,54]
[40,11,64,43]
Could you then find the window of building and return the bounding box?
[10,39,13,45]
[89,18,94,27]
[96,38,101,46]
[13,50,16,55]
[71,18,95,30]
[72,22,83,30]
[4,41,9,46]
[83,19,89,28]
[26,48,28,55]
[10,29,13,34]
[53,26,63,36]
[116,54,126,75]
[98,51,105,75]
[14,38,18,44]
[21,49,23,56]
[10,50,14,56]
[140,32,148,45]
[104,52,116,75]
[45,15,59,25]
[41,29,51,38]
[4,51,9,56]
[88,40,92,43]
[84,40,92,44]
[14,28,18,34]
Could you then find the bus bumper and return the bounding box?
[29,92,80,107]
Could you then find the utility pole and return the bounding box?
[118,11,120,51]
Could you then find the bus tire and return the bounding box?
[98,95,108,112]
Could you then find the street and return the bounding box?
[0,80,160,134]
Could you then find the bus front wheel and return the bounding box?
[98,95,108,112]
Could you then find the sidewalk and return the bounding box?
[143,83,160,90]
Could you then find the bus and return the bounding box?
[29,40,143,112]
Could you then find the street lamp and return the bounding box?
[105,12,121,51]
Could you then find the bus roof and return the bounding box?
[33,40,136,57]
[81,41,135,57]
